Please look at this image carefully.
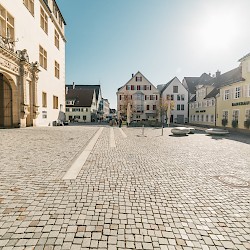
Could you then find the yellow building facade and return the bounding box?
[217,54,250,130]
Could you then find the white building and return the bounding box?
[158,77,188,124]
[65,88,97,123]
[117,72,160,122]
[101,98,110,119]
[0,0,66,128]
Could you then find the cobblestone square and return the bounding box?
[0,126,249,250]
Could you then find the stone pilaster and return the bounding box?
[19,60,30,128]
[31,62,40,126]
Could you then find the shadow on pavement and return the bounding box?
[206,132,250,145]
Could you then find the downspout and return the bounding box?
[215,97,217,127]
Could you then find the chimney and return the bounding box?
[132,74,134,78]
[216,70,221,78]
[72,82,75,89]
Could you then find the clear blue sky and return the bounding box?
[56,0,250,109]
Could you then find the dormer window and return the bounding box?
[66,100,74,105]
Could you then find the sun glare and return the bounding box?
[192,2,244,52]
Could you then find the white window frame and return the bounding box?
[222,110,229,120]
[224,89,230,100]
[232,110,239,121]
[235,87,241,99]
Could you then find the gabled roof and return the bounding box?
[117,71,157,92]
[158,77,176,94]
[184,73,212,94]
[66,89,95,107]
[204,66,244,99]
[190,95,196,102]
[204,88,218,99]
[66,84,101,101]
[238,52,250,62]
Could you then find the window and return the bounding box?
[137,85,141,90]
[177,104,180,110]
[206,115,209,122]
[136,76,142,82]
[126,85,131,90]
[55,61,60,79]
[54,29,59,49]
[0,5,15,41]
[232,110,239,121]
[40,7,48,34]
[201,115,204,122]
[235,87,241,99]
[171,95,174,100]
[146,105,149,110]
[39,46,47,70]
[211,115,214,122]
[177,95,180,101]
[173,86,178,93]
[224,89,230,100]
[131,85,135,90]
[86,108,88,112]
[66,108,69,112]
[53,95,58,109]
[136,93,143,100]
[181,94,185,101]
[223,110,229,120]
[246,109,250,119]
[42,92,47,107]
[181,104,184,110]
[197,115,199,122]
[211,99,215,106]
[153,105,156,110]
[23,0,34,15]
[83,115,86,121]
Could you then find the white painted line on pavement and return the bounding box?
[119,128,127,138]
[110,127,116,148]
[62,127,103,180]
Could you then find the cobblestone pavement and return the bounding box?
[0,126,249,250]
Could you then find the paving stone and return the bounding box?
[0,126,249,249]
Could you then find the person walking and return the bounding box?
[118,118,122,128]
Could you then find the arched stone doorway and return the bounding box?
[0,74,13,128]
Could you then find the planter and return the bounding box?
[232,120,238,128]
[244,119,250,129]
[221,118,228,127]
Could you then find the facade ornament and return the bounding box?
[20,49,29,62]
[31,61,40,118]
[0,35,18,52]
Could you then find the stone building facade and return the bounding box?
[0,0,66,128]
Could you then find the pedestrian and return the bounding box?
[119,118,122,128]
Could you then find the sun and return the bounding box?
[191,2,244,52]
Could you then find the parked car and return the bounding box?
[63,120,69,125]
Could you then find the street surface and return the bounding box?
[0,126,249,250]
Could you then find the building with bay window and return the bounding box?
[117,72,160,122]
[0,0,66,128]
